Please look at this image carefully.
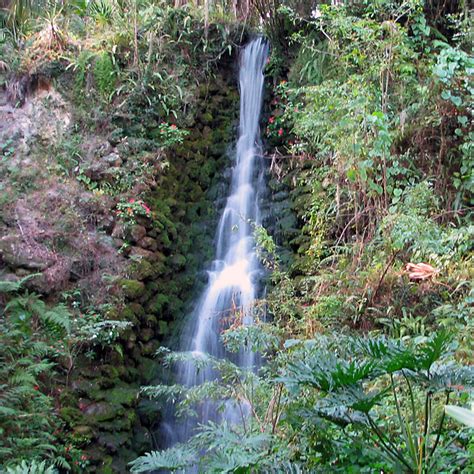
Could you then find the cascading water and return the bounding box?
[162,37,269,447]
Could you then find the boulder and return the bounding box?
[130,225,147,243]
[119,279,145,299]
[0,234,54,270]
[84,401,123,422]
[98,432,128,453]
[102,152,122,167]
[137,236,158,251]
[139,328,154,343]
[104,386,137,407]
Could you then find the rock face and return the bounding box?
[0,50,245,471]
[0,85,71,156]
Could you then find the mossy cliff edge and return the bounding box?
[0,18,248,471]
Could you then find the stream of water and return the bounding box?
[162,36,269,449]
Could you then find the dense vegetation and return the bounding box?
[1,0,472,473]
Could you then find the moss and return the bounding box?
[170,254,186,269]
[158,320,169,336]
[201,111,214,124]
[97,456,114,474]
[72,425,95,442]
[60,406,85,426]
[104,385,137,407]
[136,357,156,384]
[119,279,145,299]
[84,402,124,423]
[118,305,139,325]
[146,293,169,315]
[129,259,157,280]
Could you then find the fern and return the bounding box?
[5,460,58,473]
[0,274,40,293]
[129,445,197,473]
[41,304,71,335]
[94,51,116,99]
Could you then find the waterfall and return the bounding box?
[163,37,269,447]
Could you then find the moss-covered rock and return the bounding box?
[98,431,129,453]
[73,424,95,438]
[60,406,85,426]
[84,402,124,422]
[104,385,138,407]
[138,327,154,342]
[129,259,156,280]
[146,293,169,315]
[119,279,145,299]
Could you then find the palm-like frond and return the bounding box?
[129,445,197,473]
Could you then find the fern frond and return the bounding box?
[41,304,71,335]
[0,273,41,293]
[129,445,197,473]
[5,459,59,473]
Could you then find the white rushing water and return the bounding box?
[163,37,269,446]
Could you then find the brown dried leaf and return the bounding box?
[405,262,439,281]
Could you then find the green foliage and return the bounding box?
[93,51,116,99]
[116,197,151,224]
[155,123,189,148]
[136,326,473,472]
[130,445,197,472]
[0,277,127,469]
[5,460,58,473]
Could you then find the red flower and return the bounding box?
[170,124,177,130]
[278,128,283,136]
[81,455,88,461]
[34,385,40,391]
[269,116,275,124]
[128,198,135,203]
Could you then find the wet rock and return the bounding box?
[141,314,157,326]
[137,399,161,427]
[100,410,136,432]
[128,303,145,319]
